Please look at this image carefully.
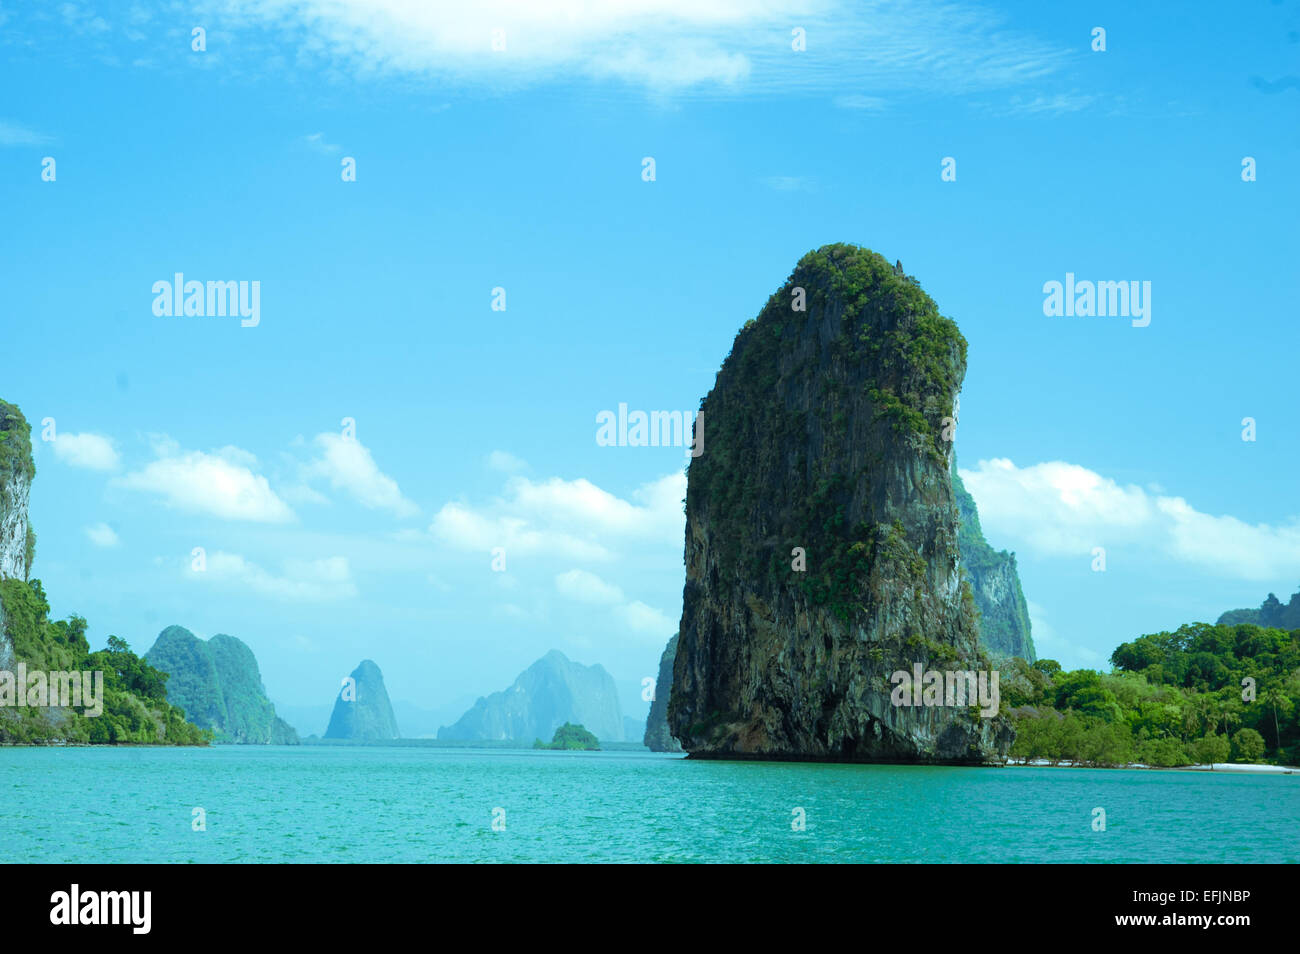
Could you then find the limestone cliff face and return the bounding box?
[643,634,682,752]
[668,245,1012,763]
[0,401,34,585]
[953,469,1036,662]
[0,401,35,670]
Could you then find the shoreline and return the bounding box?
[1003,758,1299,775]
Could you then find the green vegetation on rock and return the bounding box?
[145,626,299,744]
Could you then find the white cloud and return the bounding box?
[988,92,1096,116]
[554,569,676,640]
[619,600,676,635]
[758,175,814,191]
[961,458,1300,582]
[486,450,528,473]
[432,504,610,561]
[1027,601,1103,668]
[194,551,357,601]
[555,569,625,605]
[50,431,120,471]
[118,445,294,523]
[305,432,418,517]
[834,94,887,110]
[84,522,119,548]
[430,470,685,560]
[0,120,53,146]
[208,0,1068,97]
[303,131,341,153]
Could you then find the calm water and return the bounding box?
[1,746,1295,863]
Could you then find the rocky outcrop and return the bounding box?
[668,244,1013,763]
[438,650,624,742]
[643,634,683,752]
[325,659,400,740]
[953,468,1035,661]
[0,400,34,585]
[0,400,35,671]
[145,626,300,744]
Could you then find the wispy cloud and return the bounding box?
[833,94,887,110]
[985,92,1096,116]
[303,131,341,154]
[189,550,358,601]
[758,175,814,191]
[84,522,120,548]
[554,569,676,641]
[0,121,53,147]
[49,431,120,471]
[117,443,295,523]
[303,432,418,518]
[961,458,1300,583]
[193,0,1070,98]
[430,470,685,561]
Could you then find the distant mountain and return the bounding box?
[324,659,400,740]
[145,626,298,744]
[953,467,1036,662]
[438,650,624,742]
[1219,589,1300,629]
[643,634,682,752]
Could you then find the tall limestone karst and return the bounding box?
[952,466,1036,662]
[643,469,1036,749]
[145,625,299,744]
[668,244,1013,763]
[325,659,400,740]
[438,650,625,743]
[0,400,34,583]
[0,400,35,670]
[643,634,682,752]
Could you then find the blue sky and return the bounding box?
[1,0,1297,731]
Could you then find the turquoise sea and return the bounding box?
[1,746,1296,863]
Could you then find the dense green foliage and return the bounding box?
[1004,621,1300,767]
[145,626,299,744]
[0,400,35,486]
[533,722,600,750]
[0,578,209,745]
